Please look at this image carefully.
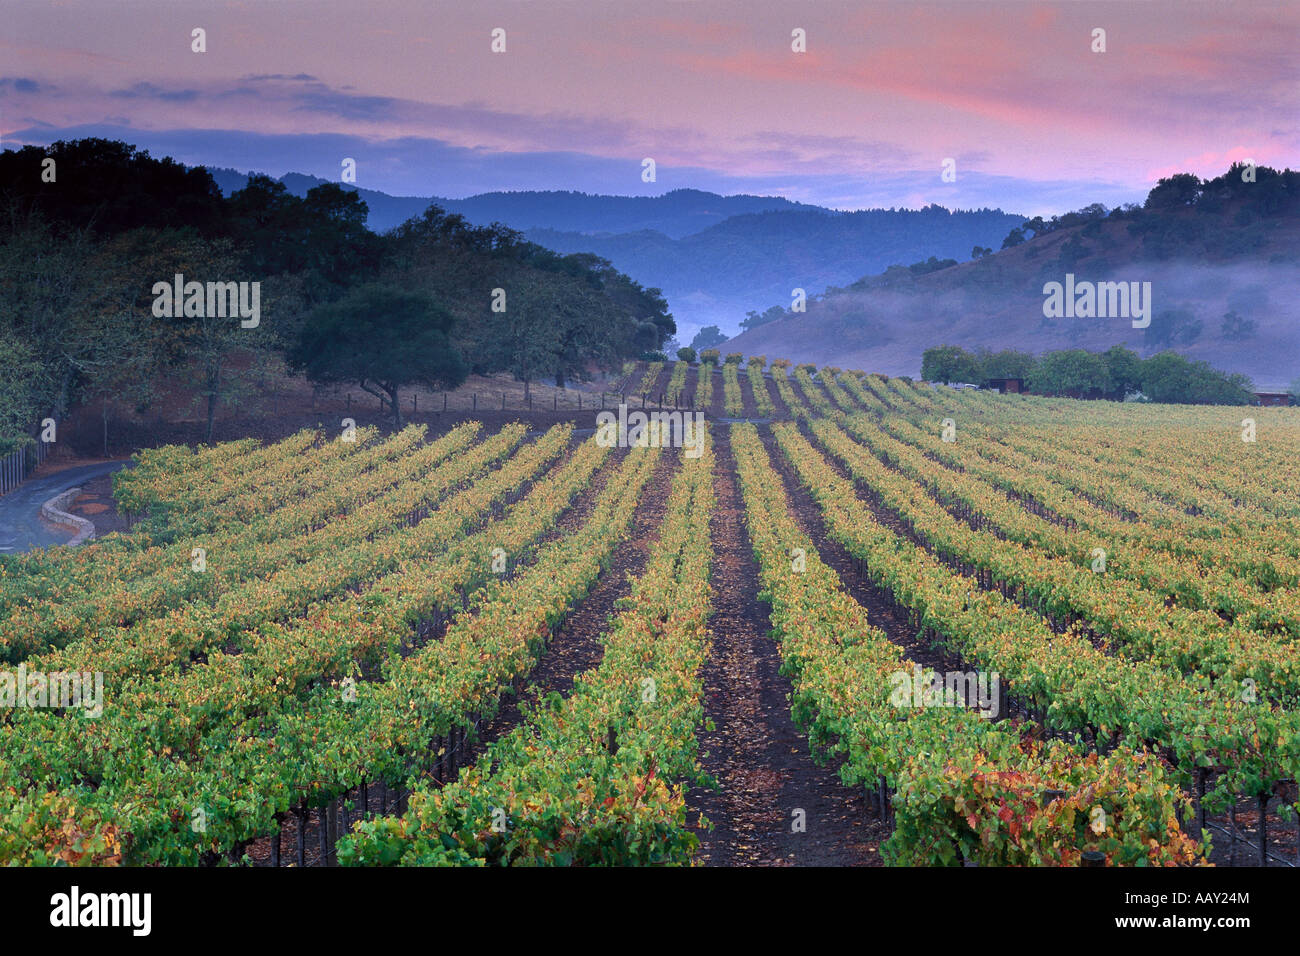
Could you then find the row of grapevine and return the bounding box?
[731,424,1201,865]
[0,424,528,664]
[852,385,1300,601]
[861,415,1300,640]
[666,360,689,405]
[0,431,662,863]
[0,424,485,657]
[835,371,888,413]
[791,367,838,418]
[0,427,583,821]
[2,424,394,604]
[746,362,776,416]
[770,365,808,417]
[694,363,714,410]
[769,421,1300,807]
[634,360,666,396]
[881,414,1300,581]
[722,362,744,416]
[342,427,716,864]
[813,416,1300,698]
[870,379,1300,533]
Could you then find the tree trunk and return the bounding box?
[385,384,402,427]
[57,367,75,420]
[102,399,109,458]
[205,367,219,444]
[523,377,531,403]
[555,368,566,389]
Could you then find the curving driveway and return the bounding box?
[0,461,127,555]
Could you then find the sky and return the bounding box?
[2,0,1297,216]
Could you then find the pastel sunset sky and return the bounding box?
[3,0,1296,215]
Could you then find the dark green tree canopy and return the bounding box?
[921,344,980,384]
[690,325,728,350]
[1101,345,1143,397]
[1025,349,1111,397]
[918,342,1251,404]
[0,138,226,238]
[974,348,1035,383]
[1141,352,1253,404]
[741,304,786,332]
[290,283,468,426]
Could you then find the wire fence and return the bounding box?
[0,419,53,497]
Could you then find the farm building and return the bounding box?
[1254,390,1292,406]
[985,377,1024,394]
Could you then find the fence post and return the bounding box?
[295,805,307,867]
[1259,794,1268,865]
[1196,768,1207,834]
[318,805,329,865]
[1229,802,1237,865]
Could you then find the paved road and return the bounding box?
[0,462,127,555]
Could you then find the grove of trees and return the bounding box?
[0,139,676,441]
[921,343,1257,404]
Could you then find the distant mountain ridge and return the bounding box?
[524,206,1025,332]
[725,166,1300,383]
[204,168,816,238]
[204,166,1024,334]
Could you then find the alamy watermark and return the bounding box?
[595,404,705,459]
[152,273,260,328]
[889,665,1000,718]
[1042,274,1151,328]
[50,886,150,936]
[1,664,103,717]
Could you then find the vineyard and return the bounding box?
[2,360,1298,867]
